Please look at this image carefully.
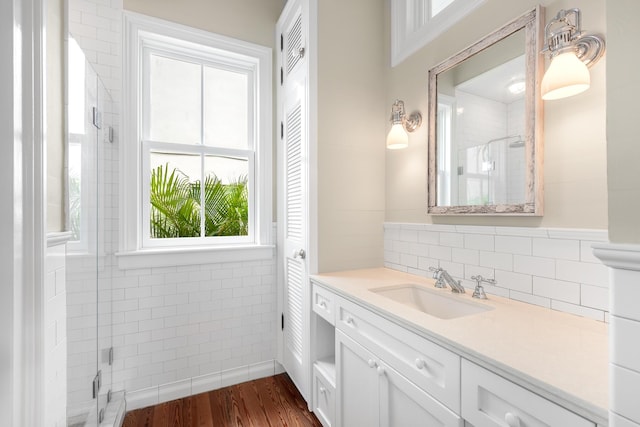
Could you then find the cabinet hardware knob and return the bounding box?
[319,301,326,308]
[504,412,521,427]
[319,386,326,394]
[368,359,377,368]
[377,366,385,376]
[346,316,354,325]
[293,249,306,259]
[415,358,427,369]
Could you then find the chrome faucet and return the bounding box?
[442,269,466,293]
[471,275,496,299]
[429,267,465,293]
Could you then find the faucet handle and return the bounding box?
[429,267,443,279]
[471,275,496,285]
[471,275,496,299]
[429,267,446,288]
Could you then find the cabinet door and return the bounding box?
[336,330,379,427]
[379,360,463,427]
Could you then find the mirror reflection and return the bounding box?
[437,30,525,206]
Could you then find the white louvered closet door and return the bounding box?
[277,0,310,403]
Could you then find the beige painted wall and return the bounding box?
[316,0,387,272]
[386,0,608,230]
[47,0,65,232]
[606,0,640,244]
[124,0,284,48]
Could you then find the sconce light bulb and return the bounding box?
[386,123,409,149]
[541,51,590,100]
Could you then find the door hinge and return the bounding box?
[92,370,102,399]
[457,166,464,176]
[280,67,283,85]
[108,346,114,365]
[280,33,283,52]
[281,121,284,140]
[281,313,284,331]
[107,389,112,403]
[98,408,105,423]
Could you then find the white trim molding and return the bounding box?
[46,231,73,247]
[593,243,640,271]
[115,244,275,269]
[391,0,486,67]
[125,360,280,411]
[593,243,640,426]
[1,0,48,425]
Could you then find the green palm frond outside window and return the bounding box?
[150,163,248,238]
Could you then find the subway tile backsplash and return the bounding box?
[384,223,609,321]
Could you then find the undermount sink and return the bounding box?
[370,284,493,319]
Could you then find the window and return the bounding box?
[391,0,486,66]
[122,13,272,258]
[67,36,98,254]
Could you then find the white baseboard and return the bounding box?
[126,359,279,411]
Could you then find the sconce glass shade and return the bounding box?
[541,51,591,100]
[386,123,409,149]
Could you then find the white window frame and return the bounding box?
[120,12,273,267]
[391,0,486,67]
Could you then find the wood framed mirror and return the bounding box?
[427,6,544,215]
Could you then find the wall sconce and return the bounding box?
[541,8,605,100]
[386,100,422,149]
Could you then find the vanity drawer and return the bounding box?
[313,364,335,427]
[312,283,336,325]
[461,360,595,427]
[335,295,460,412]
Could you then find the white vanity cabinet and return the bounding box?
[310,281,600,427]
[336,330,462,427]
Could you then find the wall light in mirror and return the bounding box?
[386,99,422,149]
[541,8,605,101]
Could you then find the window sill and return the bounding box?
[115,244,275,270]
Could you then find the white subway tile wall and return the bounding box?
[384,223,609,321]
[69,0,122,106]
[109,258,277,394]
[44,242,68,427]
[506,98,525,203]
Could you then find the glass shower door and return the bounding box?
[66,36,113,426]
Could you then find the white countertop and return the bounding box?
[311,268,609,425]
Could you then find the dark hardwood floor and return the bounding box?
[123,373,322,427]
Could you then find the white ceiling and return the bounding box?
[456,55,526,104]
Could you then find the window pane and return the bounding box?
[432,0,455,17]
[149,55,201,144]
[149,151,202,238]
[68,37,86,136]
[203,156,249,236]
[204,67,249,149]
[68,143,82,240]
